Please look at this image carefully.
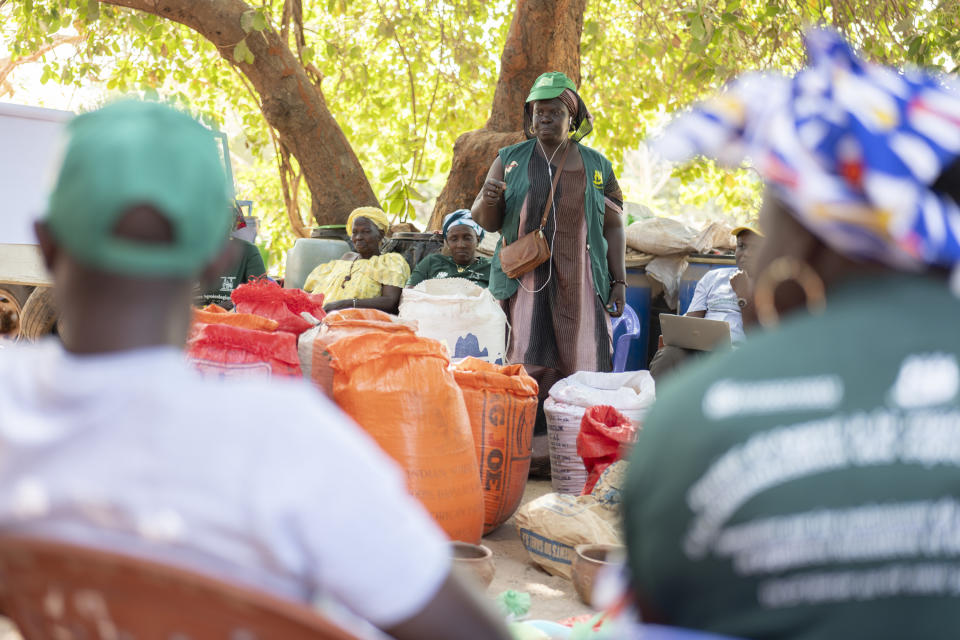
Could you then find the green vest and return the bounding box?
[489,139,613,302]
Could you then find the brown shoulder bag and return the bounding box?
[499,142,572,279]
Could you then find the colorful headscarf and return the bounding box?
[442,209,484,242]
[655,29,960,273]
[346,206,390,236]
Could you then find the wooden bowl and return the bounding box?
[572,543,623,607]
[450,541,495,589]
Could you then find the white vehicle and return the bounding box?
[0,102,69,339]
[0,101,251,339]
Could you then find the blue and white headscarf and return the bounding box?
[442,209,485,242]
[656,29,960,274]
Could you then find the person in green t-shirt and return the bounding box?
[194,209,267,308]
[622,29,960,640]
[407,209,490,289]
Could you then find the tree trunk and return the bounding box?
[101,0,379,227]
[429,0,587,229]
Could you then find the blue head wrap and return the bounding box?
[442,209,484,242]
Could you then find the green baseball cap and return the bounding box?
[525,71,577,103]
[44,100,232,278]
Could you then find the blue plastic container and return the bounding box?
[620,267,653,371]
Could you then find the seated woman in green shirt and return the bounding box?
[407,210,490,288]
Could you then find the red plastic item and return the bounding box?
[231,278,325,335]
[577,405,638,494]
[187,323,302,379]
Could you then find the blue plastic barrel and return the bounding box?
[678,255,736,314]
[620,267,653,371]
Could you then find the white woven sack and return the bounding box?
[544,399,589,494]
[398,278,507,364]
[544,370,657,495]
[548,370,656,426]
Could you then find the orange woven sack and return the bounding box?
[187,323,302,379]
[325,332,484,543]
[453,358,539,535]
[192,305,279,333]
[297,309,417,396]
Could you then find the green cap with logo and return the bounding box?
[525,71,578,103]
[44,100,233,278]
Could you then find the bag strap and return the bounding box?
[538,141,573,231]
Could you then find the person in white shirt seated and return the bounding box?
[649,224,763,380]
[0,100,509,640]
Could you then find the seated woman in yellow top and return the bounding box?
[303,207,410,314]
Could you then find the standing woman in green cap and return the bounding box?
[472,71,627,471]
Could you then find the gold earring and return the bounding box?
[753,256,826,329]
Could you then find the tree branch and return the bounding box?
[0,33,85,97]
[98,0,378,226]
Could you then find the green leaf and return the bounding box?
[233,38,254,64]
[405,183,427,201]
[240,10,255,33]
[907,35,923,59]
[87,0,100,21]
[251,11,268,32]
[690,14,706,40]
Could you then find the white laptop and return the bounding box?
[660,313,731,351]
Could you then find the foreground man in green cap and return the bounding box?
[472,71,627,475]
[0,100,510,640]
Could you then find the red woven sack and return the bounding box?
[231,278,325,334]
[187,323,302,379]
[577,405,637,494]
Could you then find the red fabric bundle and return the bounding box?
[577,405,637,494]
[187,323,302,378]
[231,278,325,334]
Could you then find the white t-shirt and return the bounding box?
[0,340,450,630]
[686,267,745,343]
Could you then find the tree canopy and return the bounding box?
[3,0,958,269]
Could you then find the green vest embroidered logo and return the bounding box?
[593,169,603,189]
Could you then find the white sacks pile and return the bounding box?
[544,370,656,494]
[398,278,507,364]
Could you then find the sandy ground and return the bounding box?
[481,479,595,623]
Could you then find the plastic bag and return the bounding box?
[514,492,620,579]
[577,406,637,495]
[325,332,484,543]
[624,217,698,255]
[192,304,279,333]
[399,279,507,363]
[545,371,654,494]
[187,323,302,379]
[453,358,538,535]
[231,278,326,334]
[297,309,416,396]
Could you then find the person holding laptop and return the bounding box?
[649,224,763,380]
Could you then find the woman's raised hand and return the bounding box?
[481,178,507,207]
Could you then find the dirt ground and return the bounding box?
[481,479,596,622]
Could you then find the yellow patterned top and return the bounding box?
[303,252,411,303]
